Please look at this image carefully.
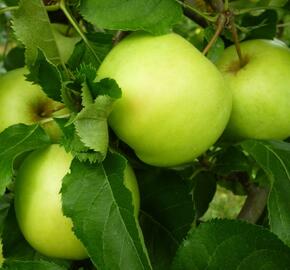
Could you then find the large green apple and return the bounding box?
[216,39,290,140]
[51,23,80,63]
[0,67,66,141]
[97,32,232,167]
[14,144,140,259]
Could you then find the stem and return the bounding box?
[0,3,60,15]
[234,6,281,15]
[237,184,269,223]
[208,0,224,12]
[224,0,229,10]
[59,0,101,64]
[39,113,71,124]
[277,22,290,28]
[229,15,245,67]
[113,31,128,46]
[202,14,225,55]
[175,0,217,22]
[0,6,18,14]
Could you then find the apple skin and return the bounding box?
[14,144,140,259]
[216,39,290,140]
[0,67,65,141]
[51,23,80,63]
[97,32,232,167]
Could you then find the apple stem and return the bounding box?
[59,0,101,64]
[202,14,225,55]
[228,15,245,68]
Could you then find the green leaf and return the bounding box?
[172,219,290,270]
[90,78,122,100]
[74,96,113,161]
[0,124,50,195]
[192,172,216,219]
[2,260,67,270]
[237,250,290,270]
[57,118,99,163]
[1,204,72,269]
[240,10,278,40]
[80,0,182,35]
[138,169,194,270]
[74,78,121,162]
[4,47,25,71]
[214,146,251,176]
[241,140,290,246]
[25,49,62,102]
[2,204,36,260]
[12,0,61,66]
[61,152,152,270]
[67,33,113,71]
[0,195,12,234]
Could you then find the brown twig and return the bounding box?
[228,13,245,67]
[206,0,224,13]
[237,184,269,223]
[202,14,226,55]
[113,31,129,46]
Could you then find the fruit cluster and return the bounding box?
[1,27,290,260]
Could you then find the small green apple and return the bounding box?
[216,39,290,140]
[51,23,80,63]
[97,32,232,167]
[0,67,65,141]
[14,144,140,259]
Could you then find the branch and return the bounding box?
[202,14,225,55]
[206,0,224,12]
[237,183,269,224]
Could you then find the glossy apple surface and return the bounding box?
[0,67,65,141]
[216,39,290,140]
[97,32,232,167]
[51,23,80,63]
[14,144,140,259]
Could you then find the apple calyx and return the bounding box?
[227,54,250,74]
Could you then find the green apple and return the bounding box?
[0,67,65,141]
[216,39,290,140]
[51,23,80,63]
[97,32,232,167]
[14,144,140,259]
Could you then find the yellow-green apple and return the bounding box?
[216,39,290,140]
[97,32,232,167]
[51,23,80,63]
[0,67,65,141]
[14,144,140,259]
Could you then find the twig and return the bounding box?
[234,6,282,15]
[202,14,225,55]
[113,31,128,46]
[237,184,269,223]
[176,0,217,22]
[59,0,101,64]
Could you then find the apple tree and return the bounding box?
[0,0,290,269]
